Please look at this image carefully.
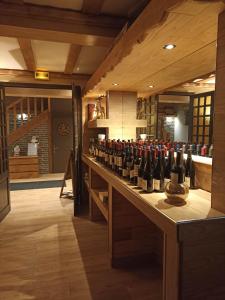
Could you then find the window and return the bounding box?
[189,92,214,145]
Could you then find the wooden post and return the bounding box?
[211,10,225,213]
[72,85,82,215]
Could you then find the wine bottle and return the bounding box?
[142,150,154,193]
[208,144,213,157]
[129,147,135,183]
[133,147,140,185]
[117,143,123,176]
[153,150,165,192]
[137,149,146,188]
[185,149,195,189]
[171,151,184,184]
[164,149,174,184]
[122,146,128,178]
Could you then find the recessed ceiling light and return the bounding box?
[148,85,154,88]
[193,78,203,83]
[76,67,80,71]
[112,83,119,86]
[163,44,176,50]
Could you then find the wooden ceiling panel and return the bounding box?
[24,0,83,11]
[85,0,224,97]
[0,36,26,70]
[18,38,36,71]
[64,44,82,74]
[82,0,105,14]
[0,2,126,47]
[32,40,70,72]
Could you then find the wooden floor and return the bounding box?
[0,187,162,300]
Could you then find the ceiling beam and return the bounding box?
[83,0,184,95]
[0,69,90,87]
[64,45,82,74]
[82,0,105,15]
[0,2,127,47]
[18,38,36,71]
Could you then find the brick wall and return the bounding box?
[9,121,49,174]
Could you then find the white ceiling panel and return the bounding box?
[32,40,70,72]
[0,37,26,70]
[24,0,83,10]
[73,46,108,74]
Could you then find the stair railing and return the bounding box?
[6,97,49,135]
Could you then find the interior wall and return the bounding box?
[174,110,189,142]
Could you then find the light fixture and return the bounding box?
[193,78,203,83]
[76,67,80,71]
[112,83,119,86]
[163,44,176,50]
[148,85,154,88]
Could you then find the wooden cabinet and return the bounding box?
[9,156,39,179]
[82,154,225,300]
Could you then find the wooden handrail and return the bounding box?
[6,97,49,136]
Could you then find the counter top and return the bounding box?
[82,154,224,226]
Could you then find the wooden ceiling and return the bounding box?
[84,0,225,98]
[0,0,149,84]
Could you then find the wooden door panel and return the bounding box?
[0,86,10,222]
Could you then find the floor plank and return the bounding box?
[0,187,162,300]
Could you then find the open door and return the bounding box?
[0,86,10,222]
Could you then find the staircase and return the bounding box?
[6,97,49,145]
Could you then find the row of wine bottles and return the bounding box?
[89,139,195,193]
[90,138,213,158]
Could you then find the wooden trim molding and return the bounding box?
[0,69,90,86]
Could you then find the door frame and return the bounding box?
[0,85,10,222]
[1,81,83,217]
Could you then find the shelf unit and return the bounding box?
[90,189,108,221]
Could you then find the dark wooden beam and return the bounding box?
[82,0,105,15]
[18,38,36,71]
[65,45,82,74]
[0,69,90,87]
[0,2,126,47]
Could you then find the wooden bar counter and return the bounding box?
[9,156,39,179]
[82,154,225,300]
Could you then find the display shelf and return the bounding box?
[88,119,147,129]
[90,188,108,221]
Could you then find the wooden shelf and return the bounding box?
[90,188,108,221]
[88,119,147,128]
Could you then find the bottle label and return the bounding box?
[142,179,147,191]
[185,177,191,188]
[130,169,134,179]
[122,169,128,177]
[154,179,160,191]
[118,157,123,167]
[134,164,139,177]
[109,155,113,165]
[171,172,178,184]
[137,177,142,188]
[105,154,109,162]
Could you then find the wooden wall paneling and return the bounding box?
[212,9,225,213]
[178,219,225,299]
[110,187,163,268]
